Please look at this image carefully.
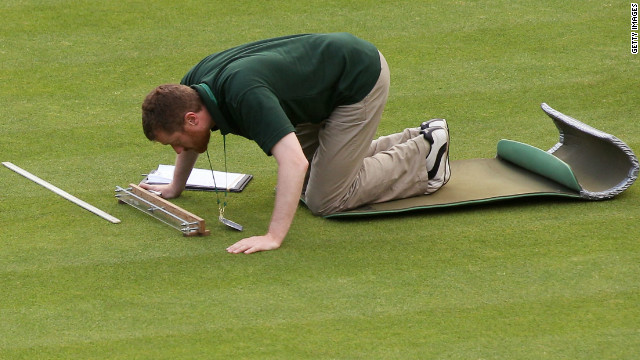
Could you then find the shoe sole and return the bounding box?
[423,126,451,193]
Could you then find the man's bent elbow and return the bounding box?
[298,156,309,174]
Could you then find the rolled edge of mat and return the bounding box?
[541,103,639,200]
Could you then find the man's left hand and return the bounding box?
[226,234,282,254]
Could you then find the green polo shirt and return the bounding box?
[180,33,381,155]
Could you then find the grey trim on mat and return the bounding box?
[542,103,639,200]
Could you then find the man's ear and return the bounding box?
[184,112,198,126]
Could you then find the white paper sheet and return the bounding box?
[145,165,247,190]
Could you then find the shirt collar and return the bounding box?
[190,83,234,135]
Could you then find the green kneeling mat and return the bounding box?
[323,103,639,218]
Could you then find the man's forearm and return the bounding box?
[267,156,307,242]
[172,150,199,191]
[267,133,309,243]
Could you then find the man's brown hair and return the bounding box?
[141,84,202,140]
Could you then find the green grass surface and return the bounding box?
[1,0,639,358]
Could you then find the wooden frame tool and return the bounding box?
[115,183,210,236]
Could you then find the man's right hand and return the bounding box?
[138,182,183,199]
[138,148,200,199]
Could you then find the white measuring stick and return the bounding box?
[2,162,121,224]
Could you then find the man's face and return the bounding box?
[154,126,211,154]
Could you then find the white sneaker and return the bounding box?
[421,122,451,194]
[421,118,448,131]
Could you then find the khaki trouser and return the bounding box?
[297,52,431,216]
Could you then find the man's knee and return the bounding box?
[304,191,340,217]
